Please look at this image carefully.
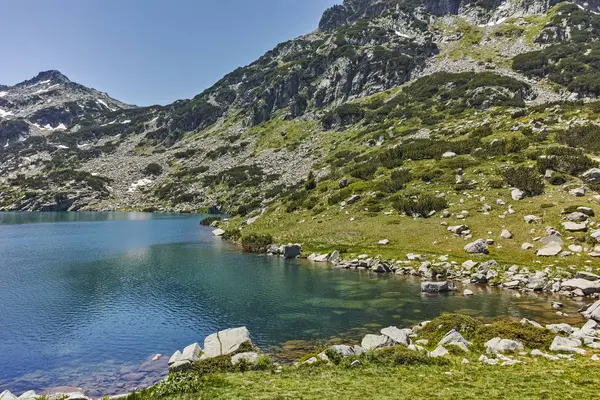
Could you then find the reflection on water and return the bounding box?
[0,212,589,396]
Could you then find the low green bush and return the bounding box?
[391,193,448,218]
[502,166,544,196]
[241,233,273,253]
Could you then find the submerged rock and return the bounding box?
[421,281,451,293]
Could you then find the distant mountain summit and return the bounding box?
[0,70,132,146]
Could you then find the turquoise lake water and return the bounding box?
[0,212,586,396]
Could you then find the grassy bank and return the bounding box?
[128,314,600,400]
[131,354,600,400]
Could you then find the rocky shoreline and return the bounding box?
[4,304,600,400]
[260,241,600,301]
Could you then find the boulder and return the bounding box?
[361,334,394,350]
[500,229,513,239]
[346,194,361,204]
[329,250,341,264]
[448,225,469,235]
[329,344,366,357]
[581,300,600,321]
[0,392,17,400]
[524,215,542,224]
[546,324,574,335]
[577,206,594,216]
[17,392,37,400]
[438,330,472,348]
[511,189,525,200]
[463,289,474,296]
[181,343,202,362]
[429,345,449,357]
[485,337,524,354]
[442,151,457,158]
[570,187,586,197]
[464,239,489,254]
[575,271,600,281]
[212,229,225,237]
[381,326,411,346]
[202,327,253,359]
[561,278,600,295]
[421,281,450,293]
[566,212,588,222]
[283,244,301,259]
[536,242,562,257]
[520,318,543,329]
[168,350,182,366]
[550,336,585,354]
[582,168,600,183]
[231,352,259,365]
[562,222,587,232]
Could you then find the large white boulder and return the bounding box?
[361,334,394,350]
[381,326,411,346]
[0,392,18,400]
[485,337,524,354]
[561,279,600,295]
[550,336,586,354]
[181,343,202,362]
[231,352,259,365]
[202,327,252,359]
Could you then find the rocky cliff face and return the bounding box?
[2,1,600,214]
[0,70,131,146]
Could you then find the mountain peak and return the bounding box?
[16,70,71,87]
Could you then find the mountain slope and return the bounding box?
[2,0,600,224]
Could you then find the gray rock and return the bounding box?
[361,334,394,350]
[546,324,574,335]
[347,194,361,204]
[381,326,411,346]
[329,250,341,264]
[520,318,543,329]
[550,336,585,354]
[421,281,450,293]
[17,392,37,400]
[524,215,542,224]
[448,225,469,235]
[562,222,587,232]
[511,188,525,200]
[581,300,600,321]
[577,207,594,216]
[536,242,562,257]
[570,187,586,197]
[561,278,600,295]
[429,345,449,358]
[463,289,474,296]
[202,327,252,359]
[485,337,524,353]
[283,244,301,259]
[168,350,182,366]
[464,239,489,254]
[582,168,600,183]
[231,352,260,365]
[0,392,17,400]
[329,344,366,357]
[566,212,588,222]
[575,271,600,281]
[181,343,202,362]
[438,329,472,348]
[212,228,225,237]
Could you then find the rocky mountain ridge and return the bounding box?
[1,0,600,216]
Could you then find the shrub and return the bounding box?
[304,171,317,191]
[558,125,600,153]
[143,163,163,176]
[502,166,544,196]
[348,162,378,180]
[379,168,411,193]
[222,229,241,241]
[417,313,481,344]
[391,192,448,217]
[472,320,555,350]
[241,233,273,253]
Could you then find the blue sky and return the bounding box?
[0,0,339,106]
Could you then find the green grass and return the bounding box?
[130,355,600,400]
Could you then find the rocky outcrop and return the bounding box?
[202,327,253,359]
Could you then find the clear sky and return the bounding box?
[0,0,340,106]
